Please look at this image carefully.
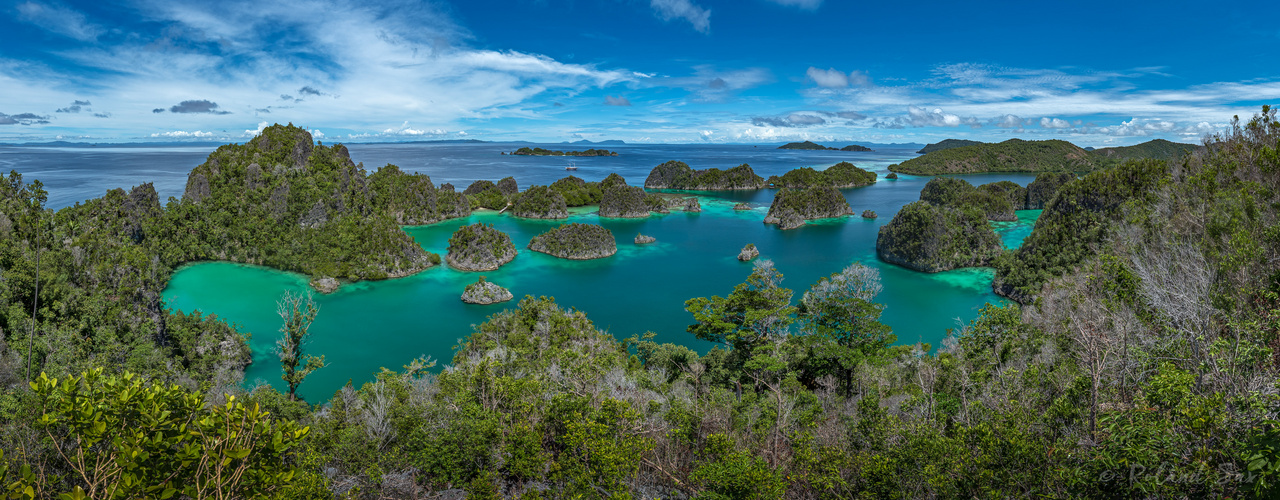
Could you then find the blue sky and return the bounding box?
[1,0,1277,145]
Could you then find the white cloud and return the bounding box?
[16,1,103,42]
[764,0,822,9]
[654,65,773,102]
[650,0,711,34]
[806,67,871,89]
[3,0,644,140]
[244,121,269,137]
[150,130,216,138]
[908,106,965,127]
[1040,117,1071,129]
[807,67,848,88]
[993,114,1024,128]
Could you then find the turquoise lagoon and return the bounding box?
[165,173,1041,403]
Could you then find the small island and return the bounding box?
[917,139,983,155]
[510,185,569,219]
[778,141,875,152]
[598,185,656,218]
[446,223,518,271]
[891,139,1095,175]
[763,187,854,230]
[461,277,514,305]
[766,162,876,188]
[528,223,618,259]
[644,161,766,190]
[512,147,618,157]
[738,243,759,261]
[876,201,1003,272]
[862,210,877,219]
[635,233,656,244]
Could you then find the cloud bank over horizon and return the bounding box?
[1,0,1276,145]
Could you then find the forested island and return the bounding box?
[897,137,1200,174]
[510,147,618,156]
[763,186,854,229]
[643,160,767,190]
[777,141,874,151]
[527,223,618,259]
[2,109,1280,498]
[766,161,877,188]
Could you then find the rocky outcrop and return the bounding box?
[763,187,853,229]
[368,166,472,225]
[733,203,751,211]
[249,126,313,171]
[461,277,514,305]
[299,200,329,228]
[738,243,759,261]
[463,180,497,195]
[644,161,766,190]
[599,185,651,218]
[1025,172,1076,209]
[767,162,876,189]
[511,185,569,219]
[876,201,1003,272]
[635,233,656,244]
[446,223,517,271]
[528,223,617,259]
[886,172,898,180]
[310,276,340,294]
[862,210,878,219]
[245,163,265,190]
[496,176,519,195]
[183,172,211,203]
[670,197,701,212]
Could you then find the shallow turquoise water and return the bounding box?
[164,180,1041,403]
[991,210,1043,250]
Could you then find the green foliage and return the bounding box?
[644,161,765,190]
[548,175,603,206]
[764,187,853,225]
[512,147,617,156]
[876,200,1003,272]
[276,291,324,401]
[1092,138,1199,166]
[527,223,616,259]
[511,185,569,218]
[685,260,795,354]
[766,162,875,188]
[30,369,308,499]
[690,434,785,500]
[917,138,983,155]
[446,222,517,270]
[893,138,1096,175]
[992,158,1169,301]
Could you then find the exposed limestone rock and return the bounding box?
[447,223,517,271]
[461,277,514,305]
[738,243,759,261]
[635,233,656,244]
[183,172,211,203]
[528,223,617,259]
[310,276,340,294]
[299,200,329,228]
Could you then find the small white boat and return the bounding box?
[565,161,578,171]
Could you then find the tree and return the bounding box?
[684,259,796,355]
[796,262,894,395]
[276,291,325,401]
[30,369,309,499]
